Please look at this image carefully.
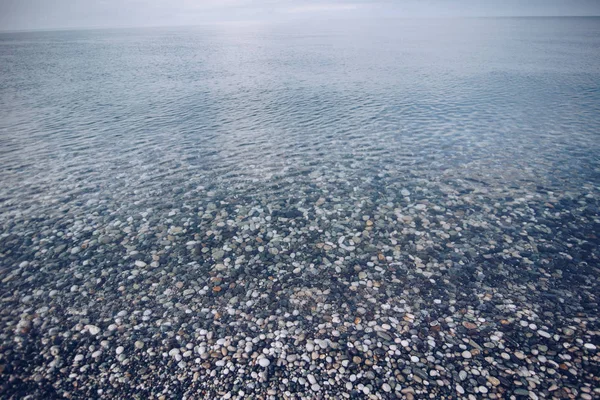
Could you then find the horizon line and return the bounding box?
[1,15,599,34]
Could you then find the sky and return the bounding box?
[0,0,599,31]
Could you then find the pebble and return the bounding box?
[487,376,500,386]
[86,325,101,335]
[258,358,270,367]
[462,321,477,330]
[537,330,551,339]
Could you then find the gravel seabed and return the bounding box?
[1,170,599,399]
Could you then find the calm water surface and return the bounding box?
[1,18,599,214]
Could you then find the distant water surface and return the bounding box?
[1,18,599,216]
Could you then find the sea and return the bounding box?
[0,17,599,399]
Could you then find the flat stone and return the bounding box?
[488,376,500,386]
[462,321,477,330]
[537,330,551,338]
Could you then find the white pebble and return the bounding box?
[86,325,101,335]
[537,330,551,338]
[258,357,270,367]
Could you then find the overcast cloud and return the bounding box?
[1,0,599,31]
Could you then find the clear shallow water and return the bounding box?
[0,18,599,399]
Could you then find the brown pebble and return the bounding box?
[213,286,222,292]
[462,321,477,330]
[488,376,500,386]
